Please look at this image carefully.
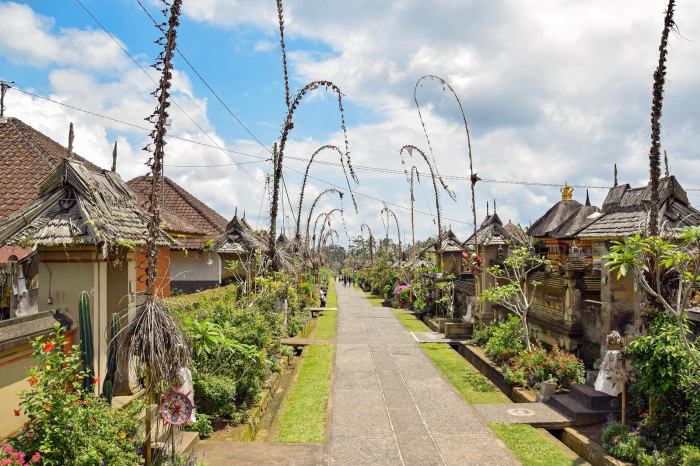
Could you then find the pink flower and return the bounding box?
[31,452,41,463]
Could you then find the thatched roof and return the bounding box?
[465,212,524,248]
[528,195,600,239]
[128,176,227,250]
[0,118,102,220]
[214,214,267,254]
[0,160,168,247]
[577,176,700,239]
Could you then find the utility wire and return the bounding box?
[73,0,259,180]
[15,85,690,197]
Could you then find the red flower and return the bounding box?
[43,341,54,352]
[93,376,100,384]
[77,399,83,406]
[28,376,39,387]
[13,409,20,417]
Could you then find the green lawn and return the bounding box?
[364,292,387,308]
[325,278,337,308]
[392,309,430,332]
[421,343,509,404]
[275,344,334,443]
[309,310,336,339]
[491,424,582,466]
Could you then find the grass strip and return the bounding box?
[275,344,333,443]
[391,308,429,331]
[309,310,336,339]
[490,423,581,466]
[421,343,510,404]
[325,278,337,308]
[364,292,386,308]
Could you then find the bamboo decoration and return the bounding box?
[304,189,343,251]
[314,209,343,254]
[381,206,402,268]
[118,3,190,464]
[295,144,357,243]
[647,0,676,237]
[360,223,374,262]
[399,144,446,243]
[414,75,478,258]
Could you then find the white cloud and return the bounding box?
[253,40,275,52]
[0,2,129,71]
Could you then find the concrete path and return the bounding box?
[329,285,518,466]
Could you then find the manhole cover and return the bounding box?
[507,408,535,417]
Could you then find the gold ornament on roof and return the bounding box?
[561,182,574,201]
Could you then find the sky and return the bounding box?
[1,0,700,246]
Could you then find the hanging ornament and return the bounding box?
[160,391,193,425]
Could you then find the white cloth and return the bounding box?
[594,350,625,396]
[175,367,196,424]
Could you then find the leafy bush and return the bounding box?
[192,371,238,419]
[667,445,700,466]
[185,413,214,439]
[9,325,142,466]
[484,316,526,364]
[471,322,499,346]
[507,346,585,389]
[287,311,310,337]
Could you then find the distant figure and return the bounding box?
[320,288,327,308]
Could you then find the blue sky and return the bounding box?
[2,0,700,244]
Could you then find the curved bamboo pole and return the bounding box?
[295,144,357,241]
[414,75,478,258]
[304,189,343,250]
[360,223,374,262]
[380,206,402,268]
[400,144,444,242]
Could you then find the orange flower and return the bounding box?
[43,404,51,411]
[28,376,39,386]
[13,409,20,416]
[43,341,54,352]
[85,399,91,406]
[93,376,100,384]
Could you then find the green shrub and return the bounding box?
[186,413,214,439]
[667,445,700,466]
[484,316,525,364]
[287,311,310,337]
[192,372,238,418]
[507,346,585,389]
[471,322,499,346]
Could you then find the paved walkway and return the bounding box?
[329,285,518,465]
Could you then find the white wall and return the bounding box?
[170,250,221,283]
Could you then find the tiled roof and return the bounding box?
[127,176,228,250]
[0,118,101,220]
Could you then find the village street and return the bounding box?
[329,285,517,466]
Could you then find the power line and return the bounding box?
[73,0,259,181]
[134,0,269,152]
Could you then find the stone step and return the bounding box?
[547,394,611,426]
[570,383,617,411]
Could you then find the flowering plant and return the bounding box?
[505,346,585,389]
[0,443,40,465]
[9,324,143,466]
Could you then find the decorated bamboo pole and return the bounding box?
[305,189,343,251]
[78,291,94,392]
[381,206,402,269]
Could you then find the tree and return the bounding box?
[479,247,550,350]
[606,227,700,369]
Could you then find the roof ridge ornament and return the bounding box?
[561,182,574,201]
[614,164,618,187]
